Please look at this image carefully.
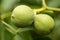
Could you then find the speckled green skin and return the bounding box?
[11,5,34,27]
[34,14,55,35]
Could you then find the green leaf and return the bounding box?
[13,27,33,40]
[13,35,24,40]
[13,31,33,40]
[5,29,14,40]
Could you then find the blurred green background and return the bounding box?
[0,0,60,40]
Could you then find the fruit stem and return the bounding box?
[42,0,60,11]
[34,0,60,13]
[34,7,46,13]
[1,20,17,34]
[46,7,60,11]
[33,0,46,13]
[42,0,47,8]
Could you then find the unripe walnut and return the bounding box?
[34,14,55,35]
[11,5,34,27]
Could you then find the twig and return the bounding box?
[42,0,47,8]
[46,7,60,11]
[1,20,17,34]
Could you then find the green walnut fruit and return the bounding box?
[11,5,34,27]
[34,14,55,35]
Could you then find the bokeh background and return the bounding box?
[0,0,60,40]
